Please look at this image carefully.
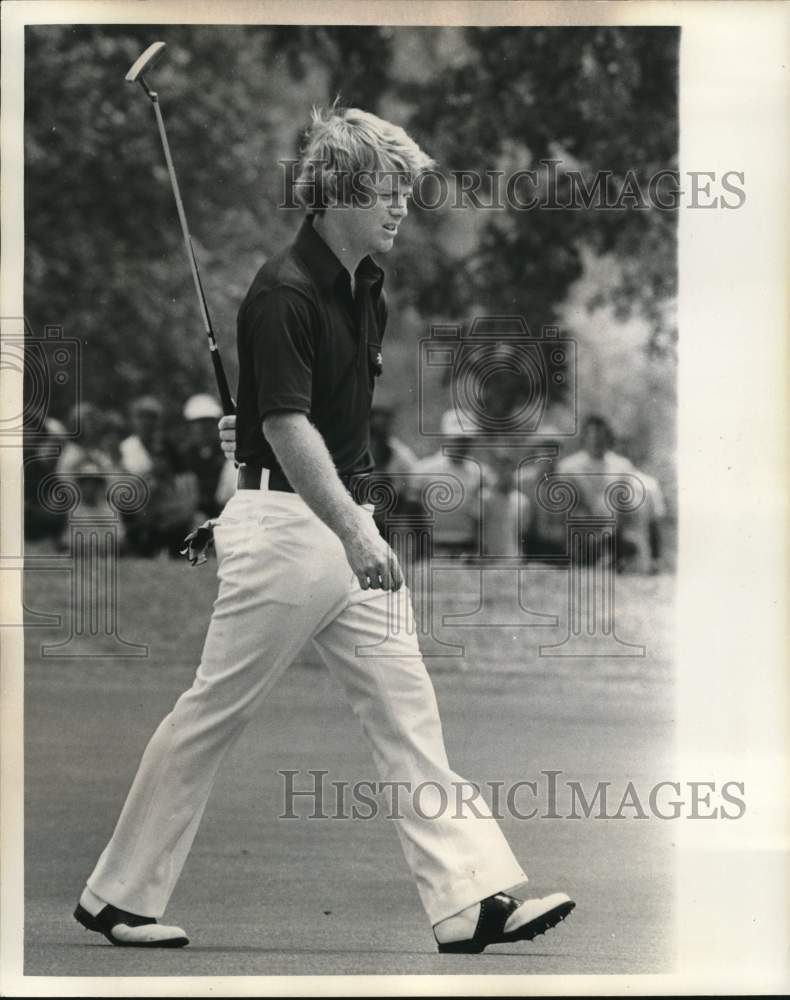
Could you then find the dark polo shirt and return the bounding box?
[235,217,387,488]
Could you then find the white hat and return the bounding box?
[73,458,105,478]
[183,393,222,421]
[440,408,469,436]
[44,417,68,437]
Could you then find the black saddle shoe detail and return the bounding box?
[437,892,575,954]
[74,902,189,948]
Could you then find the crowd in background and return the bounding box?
[25,395,235,558]
[370,407,668,574]
[26,397,668,573]
[23,25,677,578]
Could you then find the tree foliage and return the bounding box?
[24,25,677,419]
[403,27,678,345]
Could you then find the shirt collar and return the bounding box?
[294,216,384,295]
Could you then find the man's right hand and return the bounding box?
[342,512,404,592]
[218,414,236,460]
[259,411,403,591]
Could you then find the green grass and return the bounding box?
[24,546,673,682]
[23,547,674,975]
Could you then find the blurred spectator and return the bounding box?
[40,404,117,551]
[369,405,420,536]
[120,397,166,476]
[56,403,116,476]
[57,456,126,551]
[100,410,127,470]
[618,437,668,574]
[556,415,634,493]
[555,415,633,568]
[120,396,197,558]
[557,415,665,573]
[520,442,568,559]
[635,469,666,573]
[480,446,527,558]
[180,394,228,521]
[24,417,69,544]
[370,405,418,481]
[411,409,490,556]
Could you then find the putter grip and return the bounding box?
[211,348,236,415]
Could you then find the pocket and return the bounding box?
[213,502,262,561]
[213,518,257,563]
[251,513,337,606]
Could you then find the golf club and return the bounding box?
[125,41,235,416]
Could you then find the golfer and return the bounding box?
[75,107,574,953]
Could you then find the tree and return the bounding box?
[24,25,677,432]
[24,25,395,415]
[404,27,678,348]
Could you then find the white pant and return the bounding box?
[88,489,526,925]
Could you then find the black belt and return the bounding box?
[237,463,370,496]
[237,464,291,492]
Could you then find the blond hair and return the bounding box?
[293,105,436,213]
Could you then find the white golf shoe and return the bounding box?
[74,889,188,947]
[434,890,575,953]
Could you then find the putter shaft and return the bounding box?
[127,42,235,415]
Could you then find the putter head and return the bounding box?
[125,41,167,83]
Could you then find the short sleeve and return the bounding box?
[246,287,317,419]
